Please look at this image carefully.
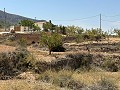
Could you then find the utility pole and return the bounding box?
[35,17,36,20]
[4,8,6,31]
[100,14,102,31]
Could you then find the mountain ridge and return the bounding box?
[0,10,46,27]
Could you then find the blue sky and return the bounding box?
[0,0,120,32]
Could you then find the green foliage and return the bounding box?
[19,19,34,30]
[83,28,106,41]
[40,32,63,54]
[19,19,34,27]
[75,34,84,43]
[66,25,78,35]
[114,29,120,37]
[33,24,40,31]
[43,20,54,32]
[55,25,66,35]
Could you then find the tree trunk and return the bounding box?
[49,49,52,55]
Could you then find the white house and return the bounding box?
[34,21,46,30]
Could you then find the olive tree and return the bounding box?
[40,32,64,55]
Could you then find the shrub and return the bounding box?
[17,38,27,50]
[37,70,86,89]
[7,34,16,41]
[102,58,119,72]
[0,50,35,78]
[66,53,93,70]
[75,34,84,43]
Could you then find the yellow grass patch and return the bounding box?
[72,72,120,88]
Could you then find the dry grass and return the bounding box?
[0,80,61,90]
[37,70,120,89]
[109,37,120,43]
[28,47,56,62]
[72,72,120,88]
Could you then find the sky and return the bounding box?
[0,0,120,32]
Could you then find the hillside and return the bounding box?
[0,10,46,27]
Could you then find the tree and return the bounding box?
[33,24,40,32]
[84,28,104,41]
[19,19,34,31]
[43,20,54,32]
[60,25,66,35]
[40,32,63,55]
[76,27,84,34]
[114,29,120,37]
[66,25,76,35]
[66,25,83,36]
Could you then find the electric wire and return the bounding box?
[52,14,99,21]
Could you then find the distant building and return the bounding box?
[34,21,46,30]
[9,25,33,33]
[9,20,47,33]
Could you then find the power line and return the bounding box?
[52,14,99,21]
[102,14,120,18]
[102,19,120,23]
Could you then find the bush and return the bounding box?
[37,70,86,89]
[102,58,119,72]
[0,50,35,78]
[7,34,16,41]
[66,53,93,70]
[75,34,84,43]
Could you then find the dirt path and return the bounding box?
[0,45,15,52]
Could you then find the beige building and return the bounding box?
[34,21,46,30]
[9,21,46,33]
[10,26,33,33]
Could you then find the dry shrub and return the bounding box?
[102,57,120,72]
[0,50,35,79]
[37,70,86,89]
[34,53,93,74]
[89,78,118,90]
[66,53,93,70]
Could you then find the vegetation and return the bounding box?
[40,32,65,55]
[102,57,120,72]
[90,78,118,90]
[1,18,120,90]
[114,29,120,37]
[19,19,40,31]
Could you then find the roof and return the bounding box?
[35,20,47,23]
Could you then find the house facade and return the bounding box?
[34,21,46,30]
[10,26,32,33]
[9,20,46,33]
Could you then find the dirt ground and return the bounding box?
[0,45,15,52]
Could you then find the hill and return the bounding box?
[0,10,46,28]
